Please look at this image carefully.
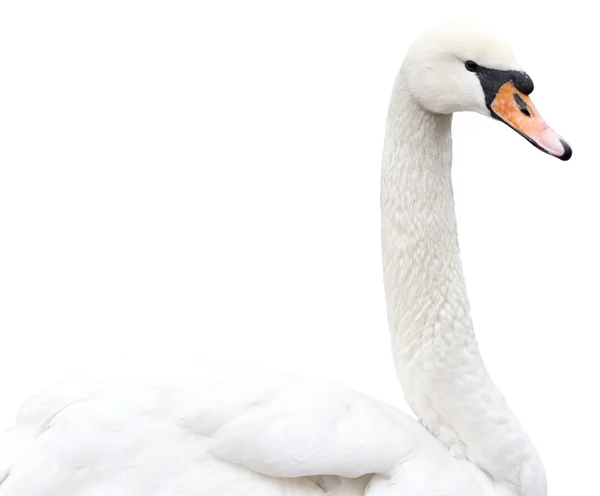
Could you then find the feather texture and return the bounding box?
[0,360,484,496]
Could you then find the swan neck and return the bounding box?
[381,73,472,393]
[380,70,546,496]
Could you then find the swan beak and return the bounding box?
[490,81,572,161]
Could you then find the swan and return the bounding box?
[0,23,571,496]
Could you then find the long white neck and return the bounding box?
[381,69,546,496]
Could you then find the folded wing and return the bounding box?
[0,360,432,495]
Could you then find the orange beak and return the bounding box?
[490,81,572,161]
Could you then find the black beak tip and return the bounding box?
[559,139,572,161]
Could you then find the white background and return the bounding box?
[0,1,597,494]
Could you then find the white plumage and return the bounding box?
[0,360,491,496]
[0,23,570,496]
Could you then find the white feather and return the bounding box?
[0,359,487,495]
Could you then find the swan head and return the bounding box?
[402,22,571,160]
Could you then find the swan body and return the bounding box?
[0,361,500,496]
[0,23,570,496]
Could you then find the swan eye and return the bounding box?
[465,60,478,72]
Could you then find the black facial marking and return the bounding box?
[468,64,535,109]
[513,92,531,116]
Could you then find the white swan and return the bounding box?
[0,23,571,496]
